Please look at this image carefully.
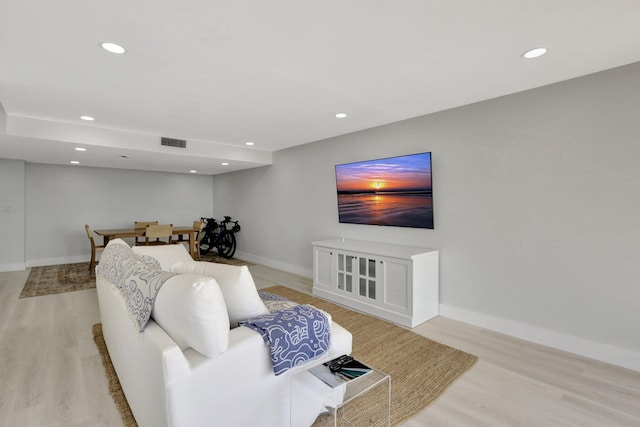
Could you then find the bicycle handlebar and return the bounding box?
[201,216,240,232]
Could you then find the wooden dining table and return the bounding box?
[94,225,196,258]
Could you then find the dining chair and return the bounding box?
[134,220,159,245]
[85,224,106,272]
[145,224,173,245]
[193,220,205,260]
[174,221,203,259]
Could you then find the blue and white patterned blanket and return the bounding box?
[240,304,330,375]
[96,241,177,331]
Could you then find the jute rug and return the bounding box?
[93,285,477,426]
[93,323,137,426]
[20,255,250,298]
[199,252,250,266]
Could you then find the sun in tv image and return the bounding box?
[335,152,433,229]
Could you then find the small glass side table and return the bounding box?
[291,362,391,427]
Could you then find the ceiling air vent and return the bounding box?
[161,137,187,148]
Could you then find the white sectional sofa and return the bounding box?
[96,239,352,427]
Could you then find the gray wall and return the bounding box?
[0,159,26,271]
[2,62,638,370]
[16,163,213,266]
[213,62,640,370]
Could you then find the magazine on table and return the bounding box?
[309,355,373,388]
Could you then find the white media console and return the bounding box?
[312,238,439,328]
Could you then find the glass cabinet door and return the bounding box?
[338,254,344,290]
[358,256,377,300]
[337,253,355,293]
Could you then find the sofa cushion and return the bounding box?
[171,261,269,327]
[106,238,130,248]
[132,244,193,271]
[98,239,177,331]
[152,274,230,357]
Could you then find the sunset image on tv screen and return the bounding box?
[335,152,433,229]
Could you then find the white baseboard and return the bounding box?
[0,262,27,272]
[440,304,640,373]
[22,250,637,373]
[237,251,640,372]
[2,255,88,270]
[26,255,89,268]
[234,251,313,279]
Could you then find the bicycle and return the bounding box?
[199,216,241,259]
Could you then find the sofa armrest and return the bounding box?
[166,321,352,427]
[97,277,191,427]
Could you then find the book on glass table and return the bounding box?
[309,355,373,388]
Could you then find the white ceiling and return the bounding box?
[2,1,640,175]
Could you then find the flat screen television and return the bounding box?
[335,152,433,229]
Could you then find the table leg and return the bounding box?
[188,231,195,258]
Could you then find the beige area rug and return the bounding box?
[93,285,477,426]
[20,255,250,298]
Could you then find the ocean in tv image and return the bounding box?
[335,152,433,229]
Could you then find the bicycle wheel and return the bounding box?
[199,232,213,255]
[226,232,237,258]
[217,232,236,259]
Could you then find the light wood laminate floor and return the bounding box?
[1,264,639,427]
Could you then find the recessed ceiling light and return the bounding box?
[221,162,229,166]
[80,115,95,121]
[245,141,255,146]
[120,155,129,159]
[335,113,347,118]
[70,160,80,165]
[100,42,127,54]
[522,47,548,59]
[190,170,197,173]
[74,147,87,152]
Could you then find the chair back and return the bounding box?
[192,220,205,259]
[134,220,159,230]
[85,224,96,249]
[85,224,105,272]
[146,224,173,244]
[135,221,159,244]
